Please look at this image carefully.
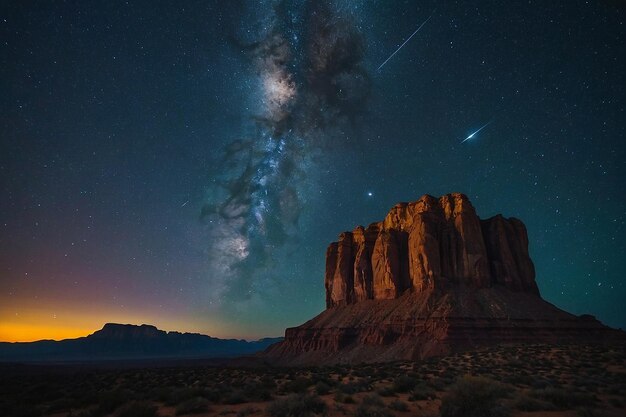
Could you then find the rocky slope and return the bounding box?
[264,193,623,364]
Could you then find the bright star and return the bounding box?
[367,191,373,197]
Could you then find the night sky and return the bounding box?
[1,1,625,342]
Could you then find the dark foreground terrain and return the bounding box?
[2,343,625,417]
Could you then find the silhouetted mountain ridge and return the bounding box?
[0,323,282,362]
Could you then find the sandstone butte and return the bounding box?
[263,193,625,364]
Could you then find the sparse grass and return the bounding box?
[440,375,510,417]
[408,383,436,401]
[280,377,312,394]
[115,401,158,417]
[0,343,623,417]
[266,394,326,417]
[361,394,385,408]
[175,397,210,415]
[529,386,597,409]
[236,406,258,417]
[511,391,556,411]
[315,381,331,395]
[388,399,408,411]
[391,375,417,393]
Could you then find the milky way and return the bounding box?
[200,0,371,304]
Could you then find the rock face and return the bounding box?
[325,193,537,307]
[263,193,624,364]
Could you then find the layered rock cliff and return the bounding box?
[263,193,624,365]
[325,193,538,308]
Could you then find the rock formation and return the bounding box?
[325,193,537,307]
[263,193,624,364]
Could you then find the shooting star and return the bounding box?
[377,10,435,71]
[181,200,189,207]
[461,120,493,143]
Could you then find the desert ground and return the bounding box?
[1,343,624,417]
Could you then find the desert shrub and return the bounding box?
[267,394,326,417]
[166,387,201,406]
[440,375,510,417]
[511,392,556,411]
[281,377,313,394]
[361,394,385,408]
[503,373,534,386]
[428,377,449,391]
[352,367,373,378]
[374,369,389,380]
[150,386,171,402]
[222,390,247,405]
[115,401,158,417]
[343,395,356,404]
[530,377,550,390]
[95,389,130,415]
[260,376,277,390]
[408,383,436,401]
[338,381,369,394]
[353,393,394,417]
[354,404,393,417]
[236,406,258,417]
[315,381,331,395]
[240,381,273,402]
[529,387,596,409]
[333,392,355,404]
[376,386,396,397]
[392,375,417,393]
[388,399,408,411]
[175,397,210,415]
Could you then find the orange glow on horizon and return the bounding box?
[0,322,95,343]
[0,293,281,342]
[0,301,261,342]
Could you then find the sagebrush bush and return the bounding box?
[95,389,130,415]
[512,392,555,411]
[267,394,326,417]
[408,383,436,401]
[388,399,408,411]
[281,377,312,394]
[115,401,158,417]
[440,375,510,417]
[361,394,385,408]
[354,404,393,417]
[313,381,330,395]
[175,397,210,415]
[392,375,417,393]
[529,387,596,409]
[222,390,247,405]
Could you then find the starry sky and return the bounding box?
[1,0,625,342]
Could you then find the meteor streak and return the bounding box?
[377,11,435,71]
[461,120,493,143]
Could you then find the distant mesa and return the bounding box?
[0,323,282,362]
[263,193,625,364]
